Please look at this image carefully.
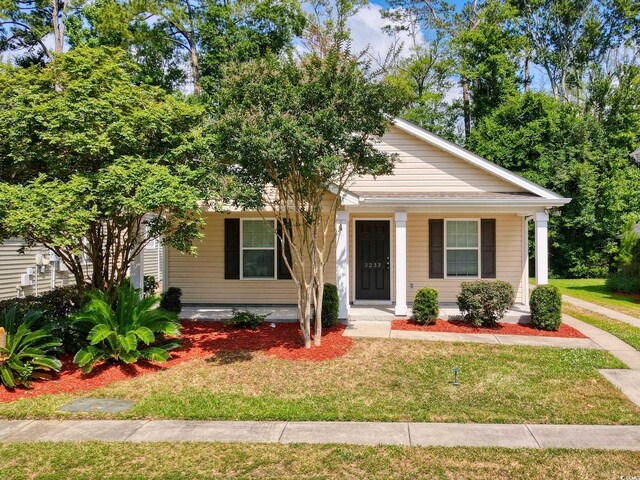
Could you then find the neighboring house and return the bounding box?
[161,119,570,318]
[0,238,162,301]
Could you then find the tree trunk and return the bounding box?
[313,280,324,346]
[297,285,312,349]
[52,0,65,54]
[462,78,471,138]
[524,56,530,92]
[189,38,201,96]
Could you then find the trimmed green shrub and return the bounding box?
[321,283,339,328]
[606,264,640,294]
[160,287,182,314]
[412,287,439,325]
[457,280,515,327]
[530,284,562,331]
[0,286,86,353]
[225,309,266,330]
[0,307,62,388]
[72,284,181,373]
[144,276,159,296]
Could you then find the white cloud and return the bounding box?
[347,4,423,64]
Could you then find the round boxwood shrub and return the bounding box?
[457,280,515,327]
[160,287,182,314]
[321,283,339,328]
[412,287,439,325]
[530,284,562,331]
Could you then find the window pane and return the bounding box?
[243,250,275,278]
[447,221,478,248]
[243,220,274,248]
[447,250,478,277]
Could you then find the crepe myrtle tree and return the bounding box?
[0,46,217,292]
[214,51,404,347]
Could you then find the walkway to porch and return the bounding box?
[180,303,531,324]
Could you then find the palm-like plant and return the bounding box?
[0,307,62,388]
[72,283,181,373]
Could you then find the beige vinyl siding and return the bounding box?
[167,212,337,304]
[0,239,76,300]
[404,214,525,304]
[349,126,525,193]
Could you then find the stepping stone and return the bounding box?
[59,398,135,413]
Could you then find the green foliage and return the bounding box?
[412,288,439,325]
[0,287,87,354]
[159,287,182,314]
[0,47,210,291]
[71,284,181,373]
[457,280,515,327]
[321,283,339,328]
[225,309,266,330]
[468,92,640,278]
[614,217,640,269]
[530,285,562,331]
[199,0,306,95]
[0,307,62,388]
[144,276,159,296]
[606,265,640,294]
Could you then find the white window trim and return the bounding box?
[240,218,277,280]
[444,218,481,280]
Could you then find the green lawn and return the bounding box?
[548,278,640,318]
[0,442,639,480]
[2,339,639,425]
[564,305,640,351]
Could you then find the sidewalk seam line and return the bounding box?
[122,420,150,442]
[0,420,33,441]
[406,422,412,447]
[524,424,541,449]
[278,421,288,443]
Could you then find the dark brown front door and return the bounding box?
[355,220,391,300]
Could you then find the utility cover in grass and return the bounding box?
[59,398,134,413]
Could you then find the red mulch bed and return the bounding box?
[0,321,351,404]
[392,319,587,338]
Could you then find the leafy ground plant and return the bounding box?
[72,284,181,373]
[0,307,61,388]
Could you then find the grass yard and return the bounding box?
[2,339,639,425]
[564,305,640,351]
[548,278,640,318]
[0,442,639,480]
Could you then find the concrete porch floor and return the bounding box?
[180,303,531,324]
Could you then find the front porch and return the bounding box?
[179,303,532,324]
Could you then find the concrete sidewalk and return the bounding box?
[563,294,640,328]
[344,321,601,350]
[1,420,640,450]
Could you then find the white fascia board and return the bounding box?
[360,197,571,207]
[328,183,360,205]
[392,118,568,201]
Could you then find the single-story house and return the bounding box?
[158,119,570,319]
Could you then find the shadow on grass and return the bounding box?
[563,284,640,305]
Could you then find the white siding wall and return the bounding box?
[0,239,75,300]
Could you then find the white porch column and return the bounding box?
[535,211,549,285]
[336,211,350,320]
[394,212,408,316]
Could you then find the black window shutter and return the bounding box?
[224,218,240,280]
[277,219,293,280]
[429,219,444,278]
[481,219,496,278]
